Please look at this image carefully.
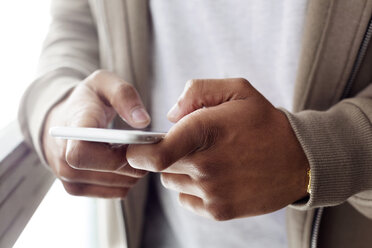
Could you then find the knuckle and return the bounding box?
[160,174,171,188]
[183,112,205,135]
[193,112,207,128]
[190,157,214,179]
[176,97,187,108]
[205,203,232,221]
[58,164,80,182]
[65,142,84,169]
[196,181,209,198]
[125,177,138,187]
[199,125,219,152]
[235,78,252,91]
[151,152,169,172]
[89,69,108,82]
[192,161,209,179]
[133,168,148,178]
[185,79,203,96]
[195,175,219,200]
[127,167,147,178]
[186,79,202,89]
[178,193,188,206]
[62,182,85,196]
[111,83,139,110]
[201,182,219,200]
[185,79,196,89]
[115,83,137,101]
[236,77,250,85]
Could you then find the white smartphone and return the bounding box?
[49,126,166,144]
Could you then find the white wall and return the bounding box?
[1,2,98,247]
[0,1,51,129]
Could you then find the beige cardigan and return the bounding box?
[19,0,372,247]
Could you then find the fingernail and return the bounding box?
[167,104,179,119]
[131,107,150,123]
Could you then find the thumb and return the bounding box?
[85,70,150,129]
[167,78,256,123]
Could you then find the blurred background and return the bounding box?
[0,1,97,247]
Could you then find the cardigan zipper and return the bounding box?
[310,208,324,248]
[340,18,372,99]
[309,17,372,248]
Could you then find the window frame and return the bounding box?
[0,121,54,248]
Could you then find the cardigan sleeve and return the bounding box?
[283,82,372,218]
[18,0,99,164]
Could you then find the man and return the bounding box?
[19,0,372,247]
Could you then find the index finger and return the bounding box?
[85,70,151,128]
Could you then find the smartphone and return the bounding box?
[49,126,166,144]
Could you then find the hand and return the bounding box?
[43,70,150,198]
[127,78,309,220]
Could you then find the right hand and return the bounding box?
[42,70,151,198]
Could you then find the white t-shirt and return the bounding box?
[145,1,308,247]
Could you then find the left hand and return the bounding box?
[127,78,309,220]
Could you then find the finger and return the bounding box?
[161,173,204,198]
[178,193,207,217]
[85,70,150,128]
[62,181,129,198]
[57,161,140,187]
[167,78,257,122]
[65,94,148,174]
[113,161,148,178]
[179,193,233,221]
[160,154,206,175]
[127,111,213,172]
[66,140,147,177]
[66,140,124,170]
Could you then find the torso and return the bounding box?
[145,0,308,247]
